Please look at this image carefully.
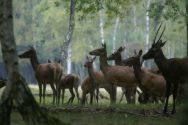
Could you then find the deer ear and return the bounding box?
[138,49,142,56]
[161,41,166,47]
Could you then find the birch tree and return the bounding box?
[61,0,76,74]
[0,0,66,125]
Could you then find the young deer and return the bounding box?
[19,46,63,104]
[81,56,114,105]
[89,43,137,103]
[143,24,188,114]
[57,74,80,104]
[107,47,136,104]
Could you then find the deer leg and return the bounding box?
[74,86,80,104]
[163,82,171,114]
[90,90,94,105]
[43,84,46,104]
[61,89,65,105]
[119,88,125,103]
[172,83,179,114]
[67,88,75,104]
[81,91,87,105]
[50,83,56,104]
[57,87,61,105]
[96,88,99,104]
[38,83,42,104]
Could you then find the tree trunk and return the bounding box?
[99,10,105,44]
[144,0,151,67]
[67,43,72,74]
[112,17,119,65]
[186,2,188,57]
[61,0,76,67]
[0,1,67,125]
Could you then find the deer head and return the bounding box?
[89,43,107,56]
[19,46,36,58]
[107,46,125,60]
[143,24,167,60]
[84,55,96,68]
[126,50,143,68]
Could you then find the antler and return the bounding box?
[156,24,166,44]
[153,23,162,45]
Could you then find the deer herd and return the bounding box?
[0,24,186,115]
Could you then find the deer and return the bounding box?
[81,56,114,105]
[107,47,162,104]
[19,46,63,104]
[57,74,80,104]
[125,50,166,101]
[89,43,137,104]
[107,47,136,104]
[142,23,188,114]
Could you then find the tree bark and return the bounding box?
[186,2,188,57]
[0,0,67,125]
[61,0,76,69]
[99,10,105,44]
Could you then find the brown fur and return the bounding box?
[89,43,137,103]
[81,71,113,104]
[19,47,63,104]
[57,74,80,104]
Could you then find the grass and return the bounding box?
[1,86,180,125]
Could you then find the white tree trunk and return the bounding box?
[112,17,120,52]
[67,43,72,74]
[99,10,105,44]
[112,17,120,65]
[145,0,151,50]
[144,0,151,67]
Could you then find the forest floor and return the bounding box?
[0,85,180,125]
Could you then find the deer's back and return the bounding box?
[102,66,137,88]
[36,63,63,84]
[81,71,110,92]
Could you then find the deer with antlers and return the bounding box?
[143,24,188,114]
[81,56,114,104]
[89,43,137,103]
[19,46,63,104]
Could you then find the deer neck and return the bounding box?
[132,64,142,83]
[154,49,168,72]
[87,65,96,88]
[99,54,109,73]
[30,52,40,72]
[115,56,122,65]
[132,63,148,92]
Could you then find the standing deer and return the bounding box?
[89,43,137,104]
[81,55,114,105]
[57,74,80,104]
[107,47,136,104]
[143,24,188,114]
[126,50,166,98]
[107,47,162,104]
[19,46,63,104]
